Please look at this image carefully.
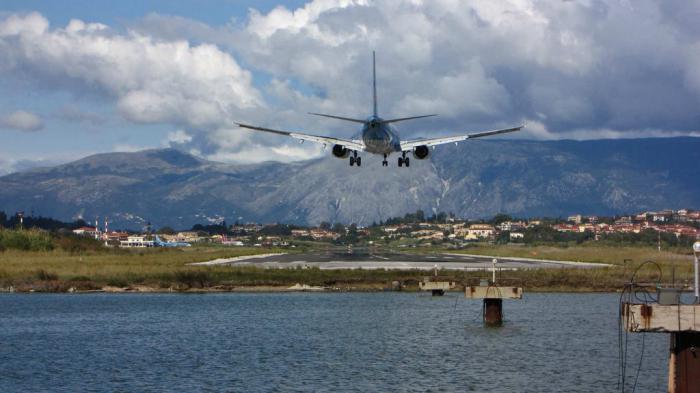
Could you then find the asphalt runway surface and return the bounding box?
[196,248,609,270]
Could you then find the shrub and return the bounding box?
[53,234,104,253]
[34,269,58,281]
[174,270,211,288]
[0,229,53,251]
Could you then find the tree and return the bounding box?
[157,226,176,235]
[492,213,513,225]
[331,222,346,234]
[319,222,331,231]
[496,231,510,244]
[416,210,425,222]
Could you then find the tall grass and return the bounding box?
[0,243,693,292]
[0,229,53,251]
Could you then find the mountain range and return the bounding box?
[1,137,699,229]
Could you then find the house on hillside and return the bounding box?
[73,226,99,238]
[465,224,495,241]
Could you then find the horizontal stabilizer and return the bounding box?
[308,112,366,123]
[381,114,438,124]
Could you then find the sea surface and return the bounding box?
[0,293,667,392]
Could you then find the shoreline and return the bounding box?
[0,284,649,294]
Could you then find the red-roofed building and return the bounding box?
[73,226,98,237]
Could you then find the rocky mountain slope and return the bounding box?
[1,138,698,228]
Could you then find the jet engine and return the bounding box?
[332,144,350,159]
[412,145,430,160]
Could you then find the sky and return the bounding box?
[1,0,700,174]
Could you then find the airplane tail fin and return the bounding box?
[372,50,377,117]
[307,52,436,125]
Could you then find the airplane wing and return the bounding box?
[236,122,366,151]
[399,125,524,151]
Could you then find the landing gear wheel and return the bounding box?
[349,157,355,166]
[404,157,410,167]
[398,157,403,167]
[356,157,361,167]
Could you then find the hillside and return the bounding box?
[1,138,699,228]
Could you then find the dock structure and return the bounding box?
[620,242,700,393]
[462,258,523,325]
[622,303,700,392]
[464,284,523,325]
[418,278,456,296]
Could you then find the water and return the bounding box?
[0,293,667,392]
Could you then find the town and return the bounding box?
[53,208,700,248]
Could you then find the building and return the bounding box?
[498,221,526,232]
[103,231,129,242]
[509,232,524,240]
[291,229,310,237]
[309,229,339,240]
[465,224,496,240]
[567,214,583,224]
[553,224,577,233]
[120,236,155,248]
[175,231,201,243]
[73,226,99,238]
[412,229,444,240]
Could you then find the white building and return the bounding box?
[120,236,155,248]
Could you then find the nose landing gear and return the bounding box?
[382,154,388,167]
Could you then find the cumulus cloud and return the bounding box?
[0,110,44,132]
[226,0,700,138]
[0,12,263,131]
[166,130,193,145]
[3,2,700,165]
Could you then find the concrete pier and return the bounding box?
[622,303,700,393]
[465,285,523,325]
[418,280,456,296]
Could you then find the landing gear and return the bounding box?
[349,151,361,167]
[398,152,410,168]
[382,154,388,167]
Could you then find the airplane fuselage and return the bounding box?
[361,116,401,155]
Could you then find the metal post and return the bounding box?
[483,298,503,326]
[492,258,497,284]
[693,242,700,304]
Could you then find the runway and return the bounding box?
[192,249,610,270]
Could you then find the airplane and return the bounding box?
[236,52,524,168]
[153,235,191,248]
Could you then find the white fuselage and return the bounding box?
[361,116,401,155]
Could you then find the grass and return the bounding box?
[0,246,293,291]
[0,243,694,292]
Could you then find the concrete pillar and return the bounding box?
[668,332,700,393]
[483,298,503,326]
